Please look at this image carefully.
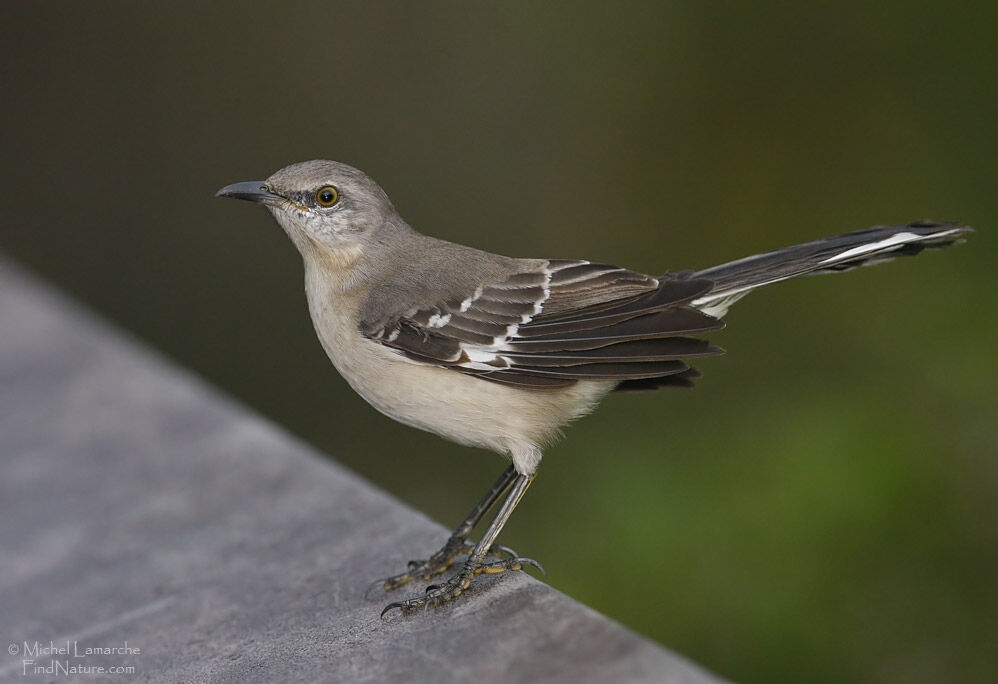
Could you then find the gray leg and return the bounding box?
[382,471,542,617]
[367,464,519,597]
[451,464,519,541]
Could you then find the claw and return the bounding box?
[380,601,405,620]
[489,544,517,558]
[520,557,546,577]
[381,570,475,615]
[364,578,390,600]
[378,552,543,617]
[364,536,481,598]
[475,555,545,578]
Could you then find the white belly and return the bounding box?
[303,269,611,473]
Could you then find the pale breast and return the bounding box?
[302,266,612,472]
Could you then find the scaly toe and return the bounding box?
[475,556,545,577]
[366,537,477,598]
[380,572,474,619]
[377,553,544,618]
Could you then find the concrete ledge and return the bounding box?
[0,257,720,683]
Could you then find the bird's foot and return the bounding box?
[380,555,544,618]
[365,537,520,598]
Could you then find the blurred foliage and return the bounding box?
[2,2,995,682]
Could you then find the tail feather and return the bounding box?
[690,220,972,317]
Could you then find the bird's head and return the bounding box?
[216,160,401,264]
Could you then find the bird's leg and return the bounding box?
[382,471,542,617]
[366,464,518,597]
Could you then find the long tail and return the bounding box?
[689,220,972,318]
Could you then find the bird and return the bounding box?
[216,160,971,617]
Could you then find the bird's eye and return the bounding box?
[315,186,339,207]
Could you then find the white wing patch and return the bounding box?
[448,260,661,370]
[452,264,557,370]
[427,312,452,328]
[459,286,484,312]
[366,259,674,384]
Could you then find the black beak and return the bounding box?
[215,181,283,204]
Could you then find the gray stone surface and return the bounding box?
[0,257,720,683]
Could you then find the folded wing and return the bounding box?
[362,260,725,390]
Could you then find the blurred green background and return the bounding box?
[2,2,995,681]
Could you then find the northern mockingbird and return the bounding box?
[217,160,971,617]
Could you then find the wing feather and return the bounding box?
[361,259,723,390]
